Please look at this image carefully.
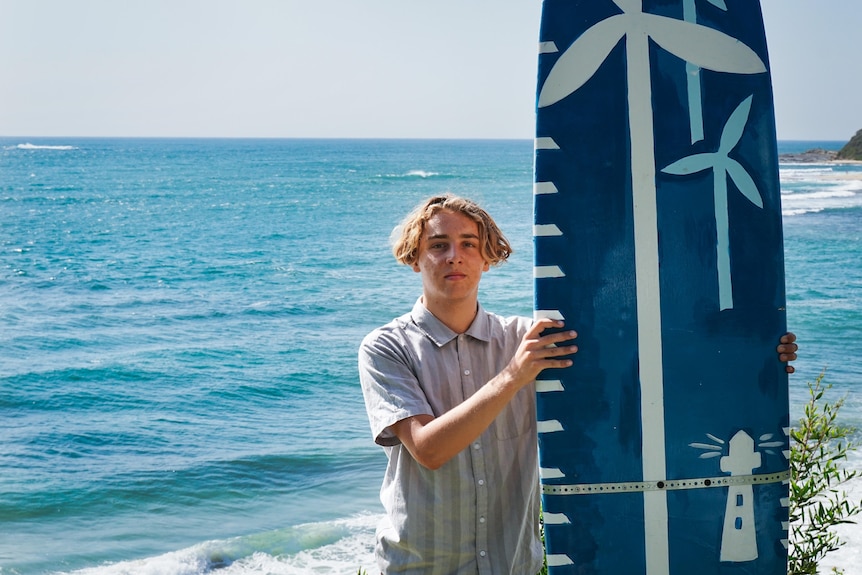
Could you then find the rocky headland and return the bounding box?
[836,129,862,161]
[777,129,862,163]
[779,148,839,163]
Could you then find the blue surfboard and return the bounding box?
[532,1,790,573]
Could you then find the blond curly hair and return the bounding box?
[391,194,512,267]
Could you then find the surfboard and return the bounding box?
[532,1,790,573]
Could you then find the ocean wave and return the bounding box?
[780,166,862,216]
[377,170,454,179]
[8,143,78,151]
[0,450,377,528]
[781,185,862,216]
[404,169,438,178]
[53,515,379,575]
[779,166,837,181]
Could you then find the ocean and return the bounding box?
[1,138,860,574]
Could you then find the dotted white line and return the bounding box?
[542,470,790,495]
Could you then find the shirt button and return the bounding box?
[479,516,486,524]
[464,369,471,375]
[478,479,485,486]
[473,443,481,450]
[480,551,487,557]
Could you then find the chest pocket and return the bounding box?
[492,387,534,440]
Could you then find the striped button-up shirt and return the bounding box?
[358,299,543,575]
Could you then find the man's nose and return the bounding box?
[446,246,462,263]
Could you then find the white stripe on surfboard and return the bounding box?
[547,555,574,567]
[626,27,670,575]
[534,224,563,237]
[534,181,559,195]
[535,265,565,278]
[534,310,565,321]
[540,467,565,479]
[543,512,572,525]
[536,379,564,393]
[535,136,560,150]
[537,420,564,434]
[538,41,559,54]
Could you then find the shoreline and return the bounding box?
[781,169,862,182]
[780,159,862,166]
[779,151,862,181]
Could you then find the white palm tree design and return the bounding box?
[538,1,766,572]
[663,95,763,311]
[683,0,728,143]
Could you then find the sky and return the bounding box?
[0,0,859,141]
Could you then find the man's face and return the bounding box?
[413,210,490,306]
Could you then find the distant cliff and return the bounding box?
[836,129,862,161]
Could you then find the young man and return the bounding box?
[358,194,797,574]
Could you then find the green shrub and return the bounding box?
[788,374,861,575]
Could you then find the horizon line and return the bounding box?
[0,135,851,143]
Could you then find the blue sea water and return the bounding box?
[1,138,860,574]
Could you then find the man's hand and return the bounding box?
[502,319,578,389]
[390,319,578,470]
[778,332,798,374]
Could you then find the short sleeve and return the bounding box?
[358,328,434,446]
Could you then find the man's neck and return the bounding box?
[421,295,478,334]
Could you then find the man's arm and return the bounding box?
[390,319,577,470]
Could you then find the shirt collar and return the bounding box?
[410,298,492,346]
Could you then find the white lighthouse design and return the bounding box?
[719,430,761,562]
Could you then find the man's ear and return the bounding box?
[483,261,490,272]
[412,262,422,273]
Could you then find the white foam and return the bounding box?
[377,170,440,179]
[218,520,378,575]
[11,143,78,151]
[403,170,439,178]
[781,190,862,216]
[780,167,837,182]
[55,514,380,575]
[780,165,862,216]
